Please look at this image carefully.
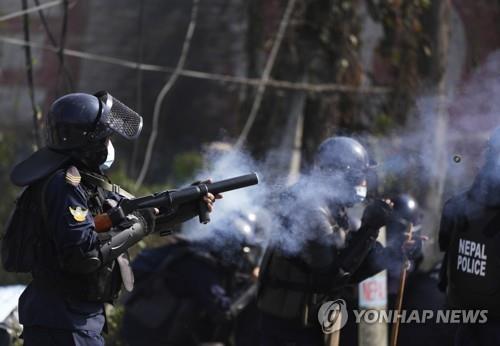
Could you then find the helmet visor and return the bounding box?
[98,92,143,140]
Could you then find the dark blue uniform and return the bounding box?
[121,237,233,346]
[257,199,388,346]
[439,184,500,346]
[7,91,146,346]
[19,169,120,346]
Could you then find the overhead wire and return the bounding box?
[0,36,389,94]
[0,0,62,22]
[1,0,393,189]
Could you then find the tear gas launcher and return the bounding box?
[94,173,259,232]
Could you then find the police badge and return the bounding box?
[69,206,89,222]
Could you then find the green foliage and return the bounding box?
[104,304,125,346]
[170,151,203,185]
[374,113,394,134]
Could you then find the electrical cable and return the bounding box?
[0,0,61,22]
[0,35,389,94]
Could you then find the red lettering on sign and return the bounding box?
[361,280,385,301]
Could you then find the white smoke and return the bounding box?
[180,146,358,257]
[180,50,500,264]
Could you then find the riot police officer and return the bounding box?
[439,127,500,346]
[386,194,423,305]
[121,211,262,346]
[4,92,217,346]
[257,136,418,346]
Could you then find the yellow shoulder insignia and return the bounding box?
[69,206,88,222]
[65,166,81,186]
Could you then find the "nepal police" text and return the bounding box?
[457,239,487,277]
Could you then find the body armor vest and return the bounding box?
[446,194,500,315]
[257,205,348,326]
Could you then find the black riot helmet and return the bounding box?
[10,91,142,186]
[47,91,143,150]
[197,210,263,269]
[315,137,372,172]
[386,194,422,263]
[390,194,420,226]
[315,136,374,204]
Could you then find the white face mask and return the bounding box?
[99,140,115,171]
[355,185,367,202]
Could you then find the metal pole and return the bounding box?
[390,223,414,346]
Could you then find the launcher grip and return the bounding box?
[198,200,210,224]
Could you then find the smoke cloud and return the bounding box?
[179,50,500,266]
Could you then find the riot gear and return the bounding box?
[385,194,424,314]
[98,213,153,265]
[258,137,410,346]
[439,128,500,345]
[60,212,152,275]
[190,210,263,271]
[390,194,420,226]
[6,91,219,346]
[47,91,142,150]
[122,227,260,346]
[441,192,500,315]
[231,211,265,268]
[10,91,142,187]
[315,137,374,204]
[361,199,393,230]
[315,136,372,172]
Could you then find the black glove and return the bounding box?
[361,199,392,230]
[402,228,424,261]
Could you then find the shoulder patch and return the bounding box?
[65,166,81,186]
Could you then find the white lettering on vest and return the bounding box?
[456,239,487,277]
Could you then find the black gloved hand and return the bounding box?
[402,228,425,261]
[361,199,392,230]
